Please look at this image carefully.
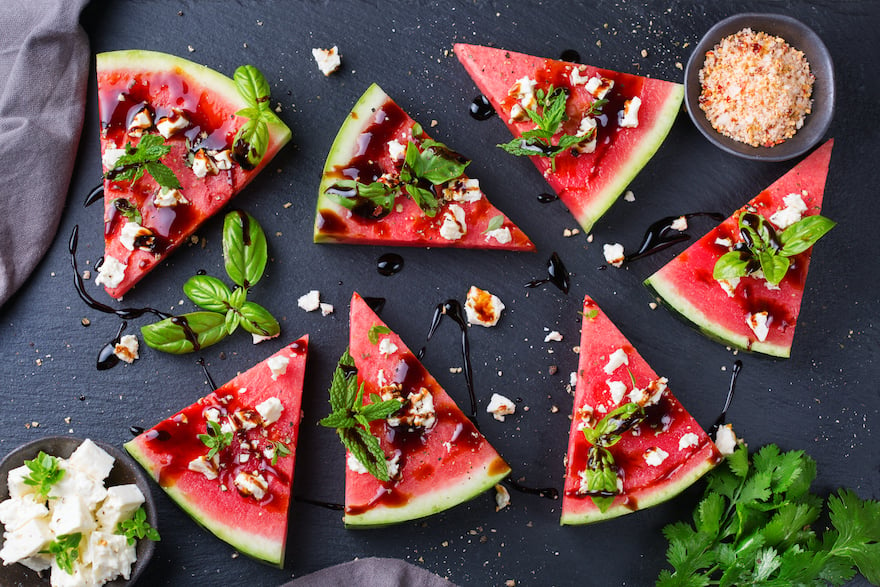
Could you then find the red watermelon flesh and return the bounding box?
[124,336,308,566]
[96,50,291,298]
[645,139,834,358]
[561,296,721,525]
[344,292,510,527]
[314,83,534,251]
[454,43,683,234]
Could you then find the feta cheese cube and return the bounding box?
[378,337,398,356]
[442,178,482,203]
[628,377,668,408]
[113,334,139,364]
[68,439,115,482]
[0,495,48,532]
[95,484,145,532]
[191,148,218,178]
[87,531,137,583]
[255,396,284,426]
[486,393,516,422]
[572,115,598,154]
[643,446,669,466]
[297,289,321,312]
[266,355,290,381]
[49,496,96,536]
[585,75,614,99]
[484,226,512,244]
[312,46,342,76]
[127,106,153,135]
[544,330,563,343]
[464,286,505,327]
[94,255,127,289]
[387,139,406,161]
[210,149,234,171]
[101,147,127,171]
[714,424,739,455]
[385,451,402,479]
[746,311,771,342]
[156,111,189,138]
[119,221,154,252]
[0,517,54,564]
[188,455,219,480]
[670,216,688,231]
[603,242,626,267]
[607,380,628,405]
[49,554,96,587]
[153,186,189,207]
[234,471,268,500]
[387,386,436,429]
[678,432,701,450]
[603,348,629,374]
[769,192,808,229]
[618,96,641,128]
[569,66,591,86]
[346,452,368,474]
[507,76,538,122]
[7,464,37,499]
[439,203,467,241]
[717,277,740,298]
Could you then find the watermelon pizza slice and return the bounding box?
[562,296,721,525]
[125,336,308,566]
[454,43,683,234]
[329,292,510,527]
[645,139,834,357]
[95,50,291,299]
[314,83,534,250]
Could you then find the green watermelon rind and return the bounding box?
[575,84,684,233]
[124,440,283,565]
[643,275,791,358]
[96,49,292,165]
[343,460,510,529]
[313,82,387,243]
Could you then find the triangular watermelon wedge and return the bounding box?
[645,139,834,357]
[124,336,308,566]
[96,50,291,298]
[342,292,510,527]
[454,43,683,234]
[562,296,721,525]
[314,83,534,251]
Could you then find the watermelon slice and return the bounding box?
[342,292,510,527]
[314,83,534,251]
[561,296,721,525]
[96,50,291,298]
[124,336,308,566]
[454,43,683,234]
[645,139,834,357]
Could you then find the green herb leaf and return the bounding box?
[228,285,247,310]
[105,135,180,189]
[779,215,837,257]
[234,65,272,110]
[42,533,82,575]
[22,451,64,499]
[183,275,231,313]
[757,249,790,285]
[368,325,392,345]
[224,308,241,334]
[115,506,160,546]
[233,118,270,169]
[232,65,273,167]
[270,441,291,465]
[198,420,233,459]
[712,251,752,281]
[237,301,281,338]
[483,215,504,234]
[223,210,268,289]
[110,198,142,225]
[141,311,228,354]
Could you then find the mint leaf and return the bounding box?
[105,135,180,189]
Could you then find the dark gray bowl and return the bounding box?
[684,13,834,161]
[0,436,156,586]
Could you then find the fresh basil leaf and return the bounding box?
[406,184,440,217]
[140,311,228,354]
[368,325,391,345]
[234,106,264,120]
[183,275,231,312]
[224,308,241,334]
[228,285,247,309]
[223,210,268,289]
[779,215,836,257]
[713,251,752,281]
[233,118,270,169]
[237,301,280,338]
[233,65,271,110]
[483,215,504,234]
[401,141,420,182]
[418,146,469,185]
[757,250,790,286]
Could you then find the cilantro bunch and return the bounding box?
[713,212,835,286]
[658,444,880,586]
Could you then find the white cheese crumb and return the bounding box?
[153,186,188,207]
[156,111,189,138]
[494,484,511,511]
[188,455,218,480]
[670,216,688,231]
[387,386,436,429]
[678,432,700,450]
[714,236,733,248]
[192,149,218,178]
[643,447,669,466]
[603,348,629,374]
[346,452,369,474]
[385,451,402,479]
[486,393,516,422]
[439,204,467,241]
[464,286,505,327]
[746,311,771,341]
[251,331,280,344]
[628,377,668,408]
[769,192,808,229]
[569,66,591,86]
[623,190,636,202]
[119,221,153,251]
[210,149,234,171]
[717,277,740,297]
[544,330,563,343]
[714,424,739,455]
[312,46,342,76]
[618,96,641,128]
[378,337,398,356]
[484,226,512,244]
[584,75,614,99]
[101,147,127,171]
[507,76,538,122]
[113,334,139,364]
[94,256,126,289]
[442,178,482,203]
[320,302,334,316]
[297,290,321,312]
[255,396,284,426]
[387,139,406,161]
[603,242,626,267]
[233,471,268,500]
[266,355,289,381]
[607,380,627,405]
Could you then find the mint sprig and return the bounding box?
[115,506,160,546]
[105,134,181,190]
[232,65,274,169]
[713,212,836,286]
[141,210,280,354]
[657,444,880,586]
[319,350,402,481]
[22,451,64,499]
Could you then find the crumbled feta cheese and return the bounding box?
[585,75,614,99]
[442,178,482,203]
[153,186,189,207]
[714,236,733,248]
[320,302,334,316]
[624,190,636,202]
[188,455,219,480]
[94,255,127,289]
[494,484,511,511]
[255,396,284,426]
[210,149,234,171]
[378,337,398,356]
[192,149,218,178]
[252,331,280,344]
[746,311,770,342]
[297,289,321,312]
[678,432,701,451]
[603,242,626,267]
[266,355,290,381]
[95,484,145,532]
[714,424,739,455]
[102,147,127,171]
[569,66,591,86]
[486,393,516,422]
[572,115,598,154]
[346,452,369,474]
[671,216,688,231]
[439,203,467,241]
[68,439,115,482]
[387,139,406,161]
[156,111,189,138]
[717,277,740,298]
[628,377,668,408]
[87,531,137,583]
[0,517,54,565]
[127,106,152,136]
[570,371,578,388]
[507,76,538,122]
[113,334,139,364]
[544,330,563,343]
[49,496,95,536]
[0,495,48,532]
[386,386,436,429]
[231,409,261,431]
[234,471,269,500]
[484,226,512,244]
[464,286,505,327]
[618,96,641,128]
[385,451,402,479]
[204,408,220,422]
[603,348,629,374]
[607,380,627,405]
[643,446,669,466]
[769,192,808,229]
[119,221,154,251]
[312,46,342,76]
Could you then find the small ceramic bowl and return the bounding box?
[0,436,156,586]
[684,13,835,161]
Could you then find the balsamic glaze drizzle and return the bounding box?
[197,358,218,391]
[624,212,725,263]
[710,360,743,435]
[525,252,570,293]
[537,192,558,204]
[84,182,104,207]
[503,477,559,500]
[559,49,581,63]
[469,95,496,121]
[129,426,145,437]
[96,321,128,371]
[294,496,345,511]
[376,253,404,276]
[362,297,386,315]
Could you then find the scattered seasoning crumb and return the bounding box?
[641,49,648,58]
[675,61,683,70]
[648,302,658,310]
[82,270,91,280]
[81,318,90,327]
[548,365,558,375]
[494,484,511,511]
[550,405,559,413]
[623,190,635,202]
[283,202,292,209]
[187,45,195,53]
[430,119,439,127]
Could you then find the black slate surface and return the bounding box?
[1,1,878,585]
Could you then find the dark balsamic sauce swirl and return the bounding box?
[96,321,128,371]
[84,182,104,207]
[376,253,404,276]
[197,357,218,391]
[624,212,725,263]
[503,477,559,500]
[469,95,496,121]
[294,496,345,511]
[710,360,743,434]
[525,252,570,293]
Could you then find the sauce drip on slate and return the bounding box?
[197,357,218,391]
[504,477,559,500]
[362,296,386,314]
[84,182,104,207]
[129,426,144,437]
[96,321,128,371]
[469,94,496,120]
[376,253,404,276]
[295,496,345,511]
[537,192,558,203]
[525,252,570,293]
[559,49,581,62]
[710,360,743,434]
[624,212,726,263]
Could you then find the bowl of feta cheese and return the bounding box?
[684,13,835,161]
[0,436,157,586]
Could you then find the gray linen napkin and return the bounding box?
[283,557,457,587]
[0,0,90,307]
